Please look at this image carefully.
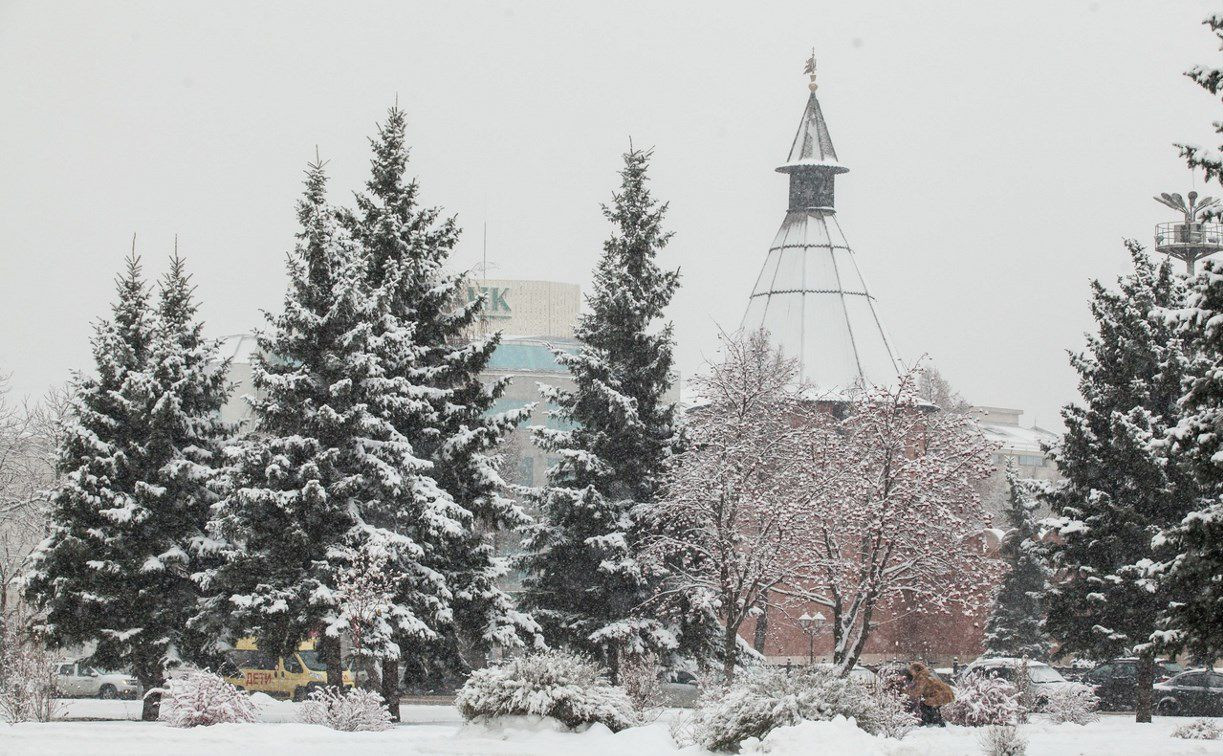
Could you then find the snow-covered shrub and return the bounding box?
[1013,660,1034,723]
[688,666,914,752]
[454,650,636,732]
[1039,683,1098,725]
[873,687,919,740]
[299,686,392,731]
[876,663,911,698]
[669,710,699,748]
[944,675,1022,727]
[0,616,60,723]
[156,670,258,727]
[619,654,664,715]
[978,724,1027,756]
[1172,719,1221,740]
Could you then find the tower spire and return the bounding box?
[778,55,847,211]
[741,57,901,392]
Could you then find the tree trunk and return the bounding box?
[1135,651,1154,724]
[381,658,400,722]
[753,593,768,654]
[723,625,739,683]
[318,633,343,688]
[607,645,620,686]
[140,675,162,721]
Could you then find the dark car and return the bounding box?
[1083,659,1183,711]
[1153,670,1223,716]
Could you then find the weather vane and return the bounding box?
[804,48,818,91]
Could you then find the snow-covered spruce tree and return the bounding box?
[982,465,1052,661]
[342,107,537,713]
[198,160,463,702]
[25,251,229,720]
[520,147,687,678]
[1153,13,1223,664]
[1176,14,1223,188]
[1043,242,1195,723]
[1156,260,1223,661]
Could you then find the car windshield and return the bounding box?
[298,650,326,672]
[1029,665,1066,683]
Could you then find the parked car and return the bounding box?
[812,663,879,691]
[958,658,1073,706]
[661,670,701,707]
[1153,669,1223,717]
[1082,658,1183,711]
[222,637,353,701]
[54,662,141,700]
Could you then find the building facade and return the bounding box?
[971,405,1061,519]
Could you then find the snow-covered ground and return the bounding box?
[4,700,1222,755]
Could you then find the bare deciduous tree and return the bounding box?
[644,335,999,680]
[789,369,999,674]
[642,331,809,682]
[0,378,67,617]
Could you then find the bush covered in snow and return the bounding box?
[1172,718,1221,740]
[685,666,915,752]
[1039,682,1098,725]
[299,686,392,732]
[0,616,60,724]
[156,670,258,728]
[944,675,1021,727]
[454,650,636,732]
[978,724,1027,756]
[619,654,664,715]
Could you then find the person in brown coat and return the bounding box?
[907,662,954,726]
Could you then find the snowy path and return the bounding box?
[4,701,1223,755]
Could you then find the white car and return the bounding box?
[958,657,1073,705]
[812,663,879,690]
[54,661,141,699]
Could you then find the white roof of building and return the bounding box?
[971,406,1058,454]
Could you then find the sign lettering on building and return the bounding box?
[467,286,512,319]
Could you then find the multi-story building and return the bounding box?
[971,405,1061,519]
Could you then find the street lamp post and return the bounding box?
[798,610,827,666]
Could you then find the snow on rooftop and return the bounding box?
[971,407,1057,453]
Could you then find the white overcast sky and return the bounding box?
[1,0,1219,430]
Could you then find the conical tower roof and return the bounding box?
[741,69,901,393]
[778,92,848,173]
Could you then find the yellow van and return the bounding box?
[222,637,354,701]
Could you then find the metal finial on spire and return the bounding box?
[804,48,818,91]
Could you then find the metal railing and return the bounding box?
[1155,222,1223,248]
